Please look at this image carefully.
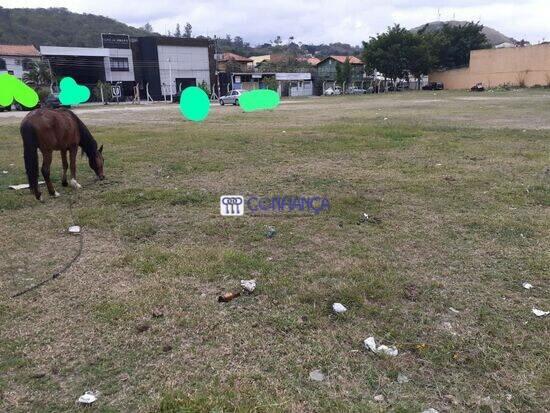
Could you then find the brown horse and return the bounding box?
[20,108,104,201]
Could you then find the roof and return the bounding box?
[249,55,271,65]
[217,52,252,63]
[0,44,41,57]
[40,46,109,57]
[307,57,321,65]
[317,55,364,65]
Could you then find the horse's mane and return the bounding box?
[65,109,98,159]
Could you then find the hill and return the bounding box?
[411,20,515,46]
[0,7,153,47]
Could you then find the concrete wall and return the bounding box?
[429,43,550,89]
[105,48,135,83]
[157,45,210,94]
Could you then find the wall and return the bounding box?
[429,43,550,89]
[0,56,40,78]
[104,48,135,83]
[157,45,211,95]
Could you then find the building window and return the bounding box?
[22,58,34,71]
[110,57,129,72]
[0,58,6,70]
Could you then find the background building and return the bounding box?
[0,44,41,79]
[316,56,365,83]
[429,43,550,89]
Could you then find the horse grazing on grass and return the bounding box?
[20,108,104,201]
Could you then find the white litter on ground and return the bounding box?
[9,181,45,190]
[374,394,385,402]
[364,337,398,356]
[309,369,325,382]
[2,170,7,174]
[240,279,256,292]
[449,307,460,314]
[68,225,81,235]
[397,372,409,383]
[522,282,533,289]
[422,409,439,413]
[77,391,98,404]
[332,303,347,314]
[532,308,549,317]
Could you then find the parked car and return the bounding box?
[324,86,342,96]
[422,82,444,91]
[219,90,244,105]
[471,82,485,92]
[347,86,367,94]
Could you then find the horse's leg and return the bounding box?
[69,145,82,189]
[61,150,69,187]
[41,150,59,197]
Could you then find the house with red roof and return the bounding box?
[215,52,252,72]
[315,55,365,83]
[0,44,41,79]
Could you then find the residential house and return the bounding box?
[316,55,364,83]
[0,44,41,79]
[215,52,252,72]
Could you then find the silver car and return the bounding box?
[219,90,244,106]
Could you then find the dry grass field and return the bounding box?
[0,89,549,412]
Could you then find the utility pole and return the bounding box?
[168,58,173,103]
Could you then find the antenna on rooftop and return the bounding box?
[437,9,441,21]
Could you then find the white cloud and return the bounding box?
[2,0,548,44]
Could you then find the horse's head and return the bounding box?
[89,144,105,180]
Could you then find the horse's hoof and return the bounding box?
[52,191,60,198]
[62,181,68,187]
[70,179,82,189]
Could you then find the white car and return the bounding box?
[219,90,244,105]
[324,86,342,96]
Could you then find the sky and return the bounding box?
[2,0,549,45]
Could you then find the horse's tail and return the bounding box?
[20,120,39,196]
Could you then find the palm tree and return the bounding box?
[23,61,53,88]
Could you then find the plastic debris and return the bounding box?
[265,226,277,238]
[332,303,347,314]
[308,369,325,382]
[9,181,45,190]
[77,391,98,404]
[532,308,549,317]
[68,225,81,235]
[397,373,409,383]
[364,337,398,356]
[218,291,240,302]
[2,170,7,174]
[522,282,533,289]
[240,279,256,293]
[422,409,439,413]
[374,394,385,402]
[449,307,460,314]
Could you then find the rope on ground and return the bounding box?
[11,190,84,298]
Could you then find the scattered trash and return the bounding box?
[282,130,287,133]
[332,302,347,314]
[68,225,81,235]
[152,308,164,318]
[435,163,442,167]
[240,279,256,293]
[308,369,325,382]
[374,394,385,402]
[359,213,381,225]
[77,391,98,405]
[522,282,533,289]
[265,226,277,238]
[364,337,398,356]
[397,372,409,383]
[532,308,549,317]
[218,291,240,302]
[383,117,388,121]
[422,409,439,413]
[449,307,460,314]
[9,181,45,190]
[2,170,7,174]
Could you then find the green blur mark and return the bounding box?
[58,77,90,106]
[239,89,280,112]
[0,74,39,108]
[179,86,210,122]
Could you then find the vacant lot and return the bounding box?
[0,90,549,412]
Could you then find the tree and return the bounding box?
[175,23,181,38]
[363,24,412,84]
[336,57,352,86]
[184,22,192,38]
[433,22,490,68]
[141,22,153,33]
[22,60,53,88]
